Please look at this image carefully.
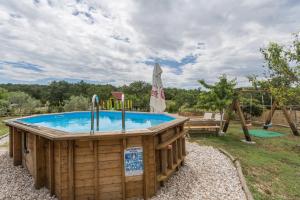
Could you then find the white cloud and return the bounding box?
[0,0,299,88]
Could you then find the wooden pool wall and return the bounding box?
[7,117,187,200]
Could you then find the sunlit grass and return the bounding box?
[0,117,11,137]
[189,122,300,200]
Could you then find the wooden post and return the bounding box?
[121,137,126,200]
[263,102,277,129]
[9,126,13,157]
[161,148,168,175]
[282,106,299,136]
[235,100,252,141]
[58,142,62,199]
[94,140,99,200]
[68,140,74,200]
[172,139,178,165]
[167,146,173,169]
[48,140,54,195]
[177,138,182,160]
[181,137,186,166]
[181,137,186,157]
[12,128,22,166]
[143,136,149,200]
[223,100,235,133]
[34,135,46,189]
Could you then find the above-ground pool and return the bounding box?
[5,111,188,200]
[18,111,175,133]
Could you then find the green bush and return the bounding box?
[8,91,41,115]
[166,100,178,113]
[0,99,9,116]
[64,96,90,112]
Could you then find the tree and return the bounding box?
[258,34,300,106]
[47,81,71,106]
[121,81,152,111]
[0,87,9,116]
[7,91,41,115]
[64,96,90,111]
[240,95,263,120]
[197,75,237,134]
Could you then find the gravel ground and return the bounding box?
[0,134,8,145]
[0,152,57,200]
[0,141,246,200]
[151,142,247,200]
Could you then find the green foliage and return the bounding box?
[165,100,177,113]
[121,81,152,111]
[7,91,41,115]
[64,95,90,111]
[0,87,9,116]
[0,99,9,116]
[256,34,300,106]
[240,96,263,120]
[0,80,201,113]
[164,88,200,112]
[197,75,236,113]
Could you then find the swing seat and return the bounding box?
[263,123,273,128]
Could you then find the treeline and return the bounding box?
[0,80,200,115]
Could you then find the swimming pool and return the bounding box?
[17,111,175,133]
[6,112,188,200]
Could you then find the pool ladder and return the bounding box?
[90,94,126,134]
[90,94,100,134]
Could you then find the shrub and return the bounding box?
[64,96,90,112]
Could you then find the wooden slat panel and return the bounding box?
[99,139,121,146]
[100,192,122,200]
[75,178,94,187]
[100,183,122,193]
[68,141,74,200]
[34,135,46,189]
[121,138,126,200]
[160,129,176,142]
[178,138,182,160]
[99,176,122,185]
[98,145,121,153]
[99,160,121,169]
[9,126,13,157]
[94,140,98,200]
[75,162,94,171]
[12,128,22,166]
[161,148,167,175]
[48,140,54,195]
[182,137,186,156]
[54,142,61,198]
[126,181,143,198]
[98,153,121,162]
[75,154,94,163]
[143,136,149,200]
[126,137,142,147]
[99,168,122,177]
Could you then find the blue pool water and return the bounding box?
[17,111,175,133]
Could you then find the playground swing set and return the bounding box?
[222,89,300,142]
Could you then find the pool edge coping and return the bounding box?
[4,112,189,140]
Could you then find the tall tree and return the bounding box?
[258,34,300,106]
[197,75,237,134]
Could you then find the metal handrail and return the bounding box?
[90,94,100,134]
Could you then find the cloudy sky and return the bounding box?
[0,0,299,88]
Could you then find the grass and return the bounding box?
[0,116,299,199]
[189,122,300,200]
[0,117,11,137]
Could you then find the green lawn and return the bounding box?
[190,122,300,200]
[0,117,10,137]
